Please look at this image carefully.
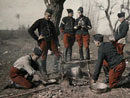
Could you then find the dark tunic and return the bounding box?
[75,15,92,35]
[93,42,123,81]
[28,18,58,41]
[114,19,129,41]
[60,16,75,34]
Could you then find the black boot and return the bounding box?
[79,48,84,60]
[116,76,130,87]
[68,47,72,61]
[103,66,109,83]
[85,48,90,60]
[64,48,68,62]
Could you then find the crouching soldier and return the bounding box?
[60,9,75,62]
[9,47,42,89]
[103,12,129,83]
[91,34,126,88]
[28,9,61,76]
[74,7,92,60]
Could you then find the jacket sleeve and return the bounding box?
[93,47,104,81]
[114,23,129,41]
[28,19,40,41]
[86,17,92,30]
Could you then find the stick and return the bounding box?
[0,85,60,98]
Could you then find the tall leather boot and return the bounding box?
[103,66,109,83]
[64,48,68,62]
[39,59,48,81]
[85,48,90,60]
[68,47,72,61]
[79,47,84,60]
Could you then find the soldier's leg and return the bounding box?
[109,61,126,88]
[51,40,61,72]
[63,33,69,61]
[68,34,75,61]
[83,34,90,60]
[76,34,84,60]
[103,60,109,83]
[39,40,48,79]
[10,67,32,89]
[116,43,125,55]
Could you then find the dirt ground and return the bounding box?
[0,30,130,98]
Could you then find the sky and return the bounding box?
[0,0,82,30]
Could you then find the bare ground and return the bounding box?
[0,30,130,98]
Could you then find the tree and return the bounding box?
[96,0,130,34]
[43,0,66,35]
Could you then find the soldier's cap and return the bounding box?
[78,7,83,13]
[67,9,73,13]
[45,9,53,15]
[117,12,125,18]
[93,34,104,42]
[33,47,42,56]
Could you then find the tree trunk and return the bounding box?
[43,0,66,35]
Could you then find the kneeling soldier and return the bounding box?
[9,47,42,89]
[91,34,126,88]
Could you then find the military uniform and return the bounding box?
[10,47,42,89]
[113,19,129,55]
[74,7,92,60]
[93,34,126,88]
[60,9,75,61]
[103,12,129,83]
[28,9,60,75]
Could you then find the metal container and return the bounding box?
[90,82,108,93]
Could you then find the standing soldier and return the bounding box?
[60,9,75,62]
[28,9,61,79]
[74,7,92,60]
[110,12,129,55]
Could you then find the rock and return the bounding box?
[3,51,9,54]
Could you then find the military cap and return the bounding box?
[93,34,104,42]
[78,7,83,13]
[117,12,125,18]
[33,47,42,56]
[45,9,53,15]
[67,9,73,13]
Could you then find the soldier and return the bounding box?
[103,12,129,83]
[110,12,129,55]
[74,7,92,60]
[91,34,127,88]
[60,9,75,62]
[9,47,42,89]
[28,9,61,78]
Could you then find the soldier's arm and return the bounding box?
[28,19,40,41]
[93,47,104,81]
[85,17,92,30]
[114,23,129,41]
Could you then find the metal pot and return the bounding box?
[67,66,83,79]
[90,82,108,93]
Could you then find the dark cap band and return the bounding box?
[93,34,104,42]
